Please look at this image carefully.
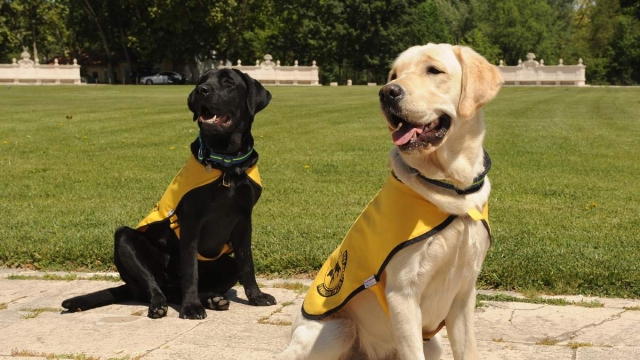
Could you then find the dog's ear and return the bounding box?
[232,69,272,116]
[187,90,198,121]
[453,46,503,120]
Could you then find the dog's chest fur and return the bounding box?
[390,216,490,327]
[346,215,490,344]
[180,174,261,258]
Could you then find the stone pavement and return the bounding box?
[0,269,638,360]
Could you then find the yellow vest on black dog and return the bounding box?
[136,154,262,261]
[302,173,489,320]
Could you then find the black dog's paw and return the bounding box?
[61,298,82,312]
[248,292,277,306]
[148,299,169,319]
[179,302,207,320]
[206,295,230,311]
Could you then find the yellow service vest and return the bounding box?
[136,154,262,261]
[302,173,489,320]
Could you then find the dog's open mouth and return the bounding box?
[198,107,231,127]
[389,114,451,149]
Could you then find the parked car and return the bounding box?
[140,71,188,85]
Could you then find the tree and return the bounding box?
[473,0,567,65]
[434,0,476,44]
[0,0,70,63]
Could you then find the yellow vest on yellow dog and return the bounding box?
[302,173,489,320]
[136,154,262,261]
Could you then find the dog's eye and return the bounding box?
[427,67,443,75]
[222,78,234,86]
[389,73,397,81]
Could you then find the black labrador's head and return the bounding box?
[188,69,271,153]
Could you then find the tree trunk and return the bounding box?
[188,59,198,84]
[31,4,38,62]
[118,21,133,84]
[81,0,114,84]
[225,0,249,62]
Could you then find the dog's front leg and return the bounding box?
[178,224,207,319]
[231,218,276,306]
[445,288,479,359]
[387,290,426,360]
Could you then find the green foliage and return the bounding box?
[0,0,70,63]
[571,0,640,84]
[19,307,62,319]
[476,294,572,306]
[1,86,640,299]
[6,273,121,282]
[606,13,640,84]
[473,0,565,64]
[0,0,638,84]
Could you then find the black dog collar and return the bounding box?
[196,133,254,168]
[407,149,491,195]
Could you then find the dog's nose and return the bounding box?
[379,84,404,103]
[196,84,212,97]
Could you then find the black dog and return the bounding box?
[62,69,275,319]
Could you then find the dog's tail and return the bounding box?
[61,285,131,312]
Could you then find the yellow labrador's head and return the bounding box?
[379,43,503,155]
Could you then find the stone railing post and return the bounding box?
[54,58,60,84]
[311,61,318,85]
[576,58,586,86]
[73,59,81,84]
[12,58,19,84]
[34,57,42,85]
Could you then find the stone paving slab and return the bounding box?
[441,340,575,360]
[576,347,640,360]
[568,310,640,347]
[0,271,639,359]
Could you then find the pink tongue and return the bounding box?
[392,125,423,145]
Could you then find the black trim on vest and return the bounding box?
[301,215,457,320]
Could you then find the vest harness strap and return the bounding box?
[302,162,491,340]
[136,153,261,261]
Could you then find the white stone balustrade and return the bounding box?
[0,48,82,85]
[219,54,319,86]
[498,53,586,86]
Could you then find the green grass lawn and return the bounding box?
[1,85,639,298]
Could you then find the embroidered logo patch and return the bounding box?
[317,250,347,297]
